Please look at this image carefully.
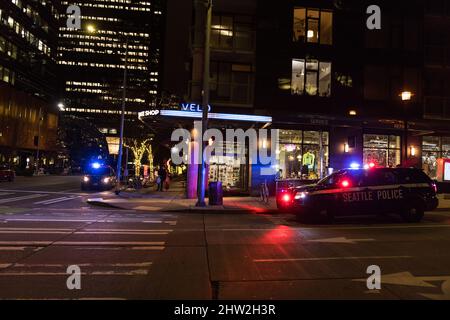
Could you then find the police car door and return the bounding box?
[339,170,374,215]
[373,169,402,213]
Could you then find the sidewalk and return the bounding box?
[87,180,278,213]
[87,182,450,214]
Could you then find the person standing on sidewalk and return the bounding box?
[157,165,167,192]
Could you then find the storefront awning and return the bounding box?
[159,110,272,123]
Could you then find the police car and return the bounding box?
[290,167,439,222]
[81,163,117,191]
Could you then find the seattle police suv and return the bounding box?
[81,162,117,191]
[288,166,439,222]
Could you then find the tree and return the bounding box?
[124,138,149,177]
[145,142,155,180]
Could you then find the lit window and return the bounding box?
[293,8,333,45]
[291,59,331,97]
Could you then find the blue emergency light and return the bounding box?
[350,162,361,170]
[91,162,102,169]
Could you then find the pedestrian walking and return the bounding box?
[157,165,167,192]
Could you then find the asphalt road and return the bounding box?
[0,176,450,299]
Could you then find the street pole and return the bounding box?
[196,0,212,207]
[403,101,408,167]
[400,91,412,167]
[35,107,42,175]
[115,35,129,195]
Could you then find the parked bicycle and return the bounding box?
[127,176,143,190]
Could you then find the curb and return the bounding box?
[86,199,277,214]
[86,199,125,210]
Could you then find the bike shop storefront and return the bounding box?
[138,104,273,197]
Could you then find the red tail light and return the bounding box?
[341,180,350,188]
[282,194,291,203]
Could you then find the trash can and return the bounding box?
[208,181,223,206]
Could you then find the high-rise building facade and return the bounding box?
[0,0,60,170]
[58,0,164,141]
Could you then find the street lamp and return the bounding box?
[400,91,413,166]
[86,24,96,33]
[196,0,212,207]
[85,24,128,194]
[115,34,129,195]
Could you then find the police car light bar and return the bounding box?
[91,162,101,169]
[350,162,361,169]
[159,110,272,123]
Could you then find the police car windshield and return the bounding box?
[317,171,348,186]
[317,170,364,187]
[86,167,110,175]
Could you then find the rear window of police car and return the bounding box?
[394,169,432,184]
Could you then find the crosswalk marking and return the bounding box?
[12,262,153,268]
[0,270,151,276]
[0,194,46,204]
[0,193,14,197]
[33,196,80,205]
[0,241,166,246]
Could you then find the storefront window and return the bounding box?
[277,130,328,180]
[208,141,247,190]
[423,136,450,179]
[363,134,401,168]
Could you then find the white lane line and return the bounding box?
[130,246,166,251]
[0,228,74,231]
[75,231,169,235]
[254,255,413,263]
[4,219,97,223]
[143,220,178,226]
[0,231,70,234]
[0,189,88,196]
[0,230,169,235]
[0,227,172,232]
[0,241,165,246]
[0,194,46,204]
[218,224,450,232]
[55,241,166,246]
[34,197,80,205]
[84,228,173,233]
[0,247,28,251]
[13,262,153,268]
[74,246,165,251]
[0,270,150,276]
[0,193,14,197]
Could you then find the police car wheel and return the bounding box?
[401,205,424,223]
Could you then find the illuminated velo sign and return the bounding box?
[180,103,211,113]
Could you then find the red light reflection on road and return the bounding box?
[231,203,267,213]
[262,225,295,243]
